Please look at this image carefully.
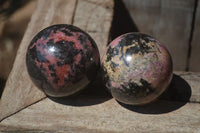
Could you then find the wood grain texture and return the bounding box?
[189,0,200,72]
[0,97,200,132]
[0,72,200,132]
[73,0,114,57]
[122,0,195,71]
[0,0,77,121]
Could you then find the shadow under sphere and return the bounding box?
[118,74,192,114]
[48,72,112,106]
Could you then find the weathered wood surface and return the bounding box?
[0,0,114,122]
[122,0,195,71]
[0,72,200,132]
[0,97,200,132]
[189,0,200,72]
[73,0,113,57]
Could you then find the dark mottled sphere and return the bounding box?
[101,33,173,105]
[26,24,100,97]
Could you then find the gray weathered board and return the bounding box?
[190,0,200,72]
[0,0,200,132]
[123,0,195,71]
[0,71,200,132]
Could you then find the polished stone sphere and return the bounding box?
[101,33,173,105]
[26,24,100,97]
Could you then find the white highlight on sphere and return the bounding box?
[49,46,55,52]
[126,55,132,62]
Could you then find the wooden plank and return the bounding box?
[73,0,114,57]
[189,0,200,72]
[0,72,200,132]
[122,0,195,71]
[0,0,77,121]
[0,97,200,132]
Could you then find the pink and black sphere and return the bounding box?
[101,33,173,105]
[26,24,100,97]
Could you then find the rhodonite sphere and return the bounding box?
[26,24,100,97]
[101,33,173,105]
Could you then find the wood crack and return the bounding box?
[0,97,47,122]
[186,0,199,71]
